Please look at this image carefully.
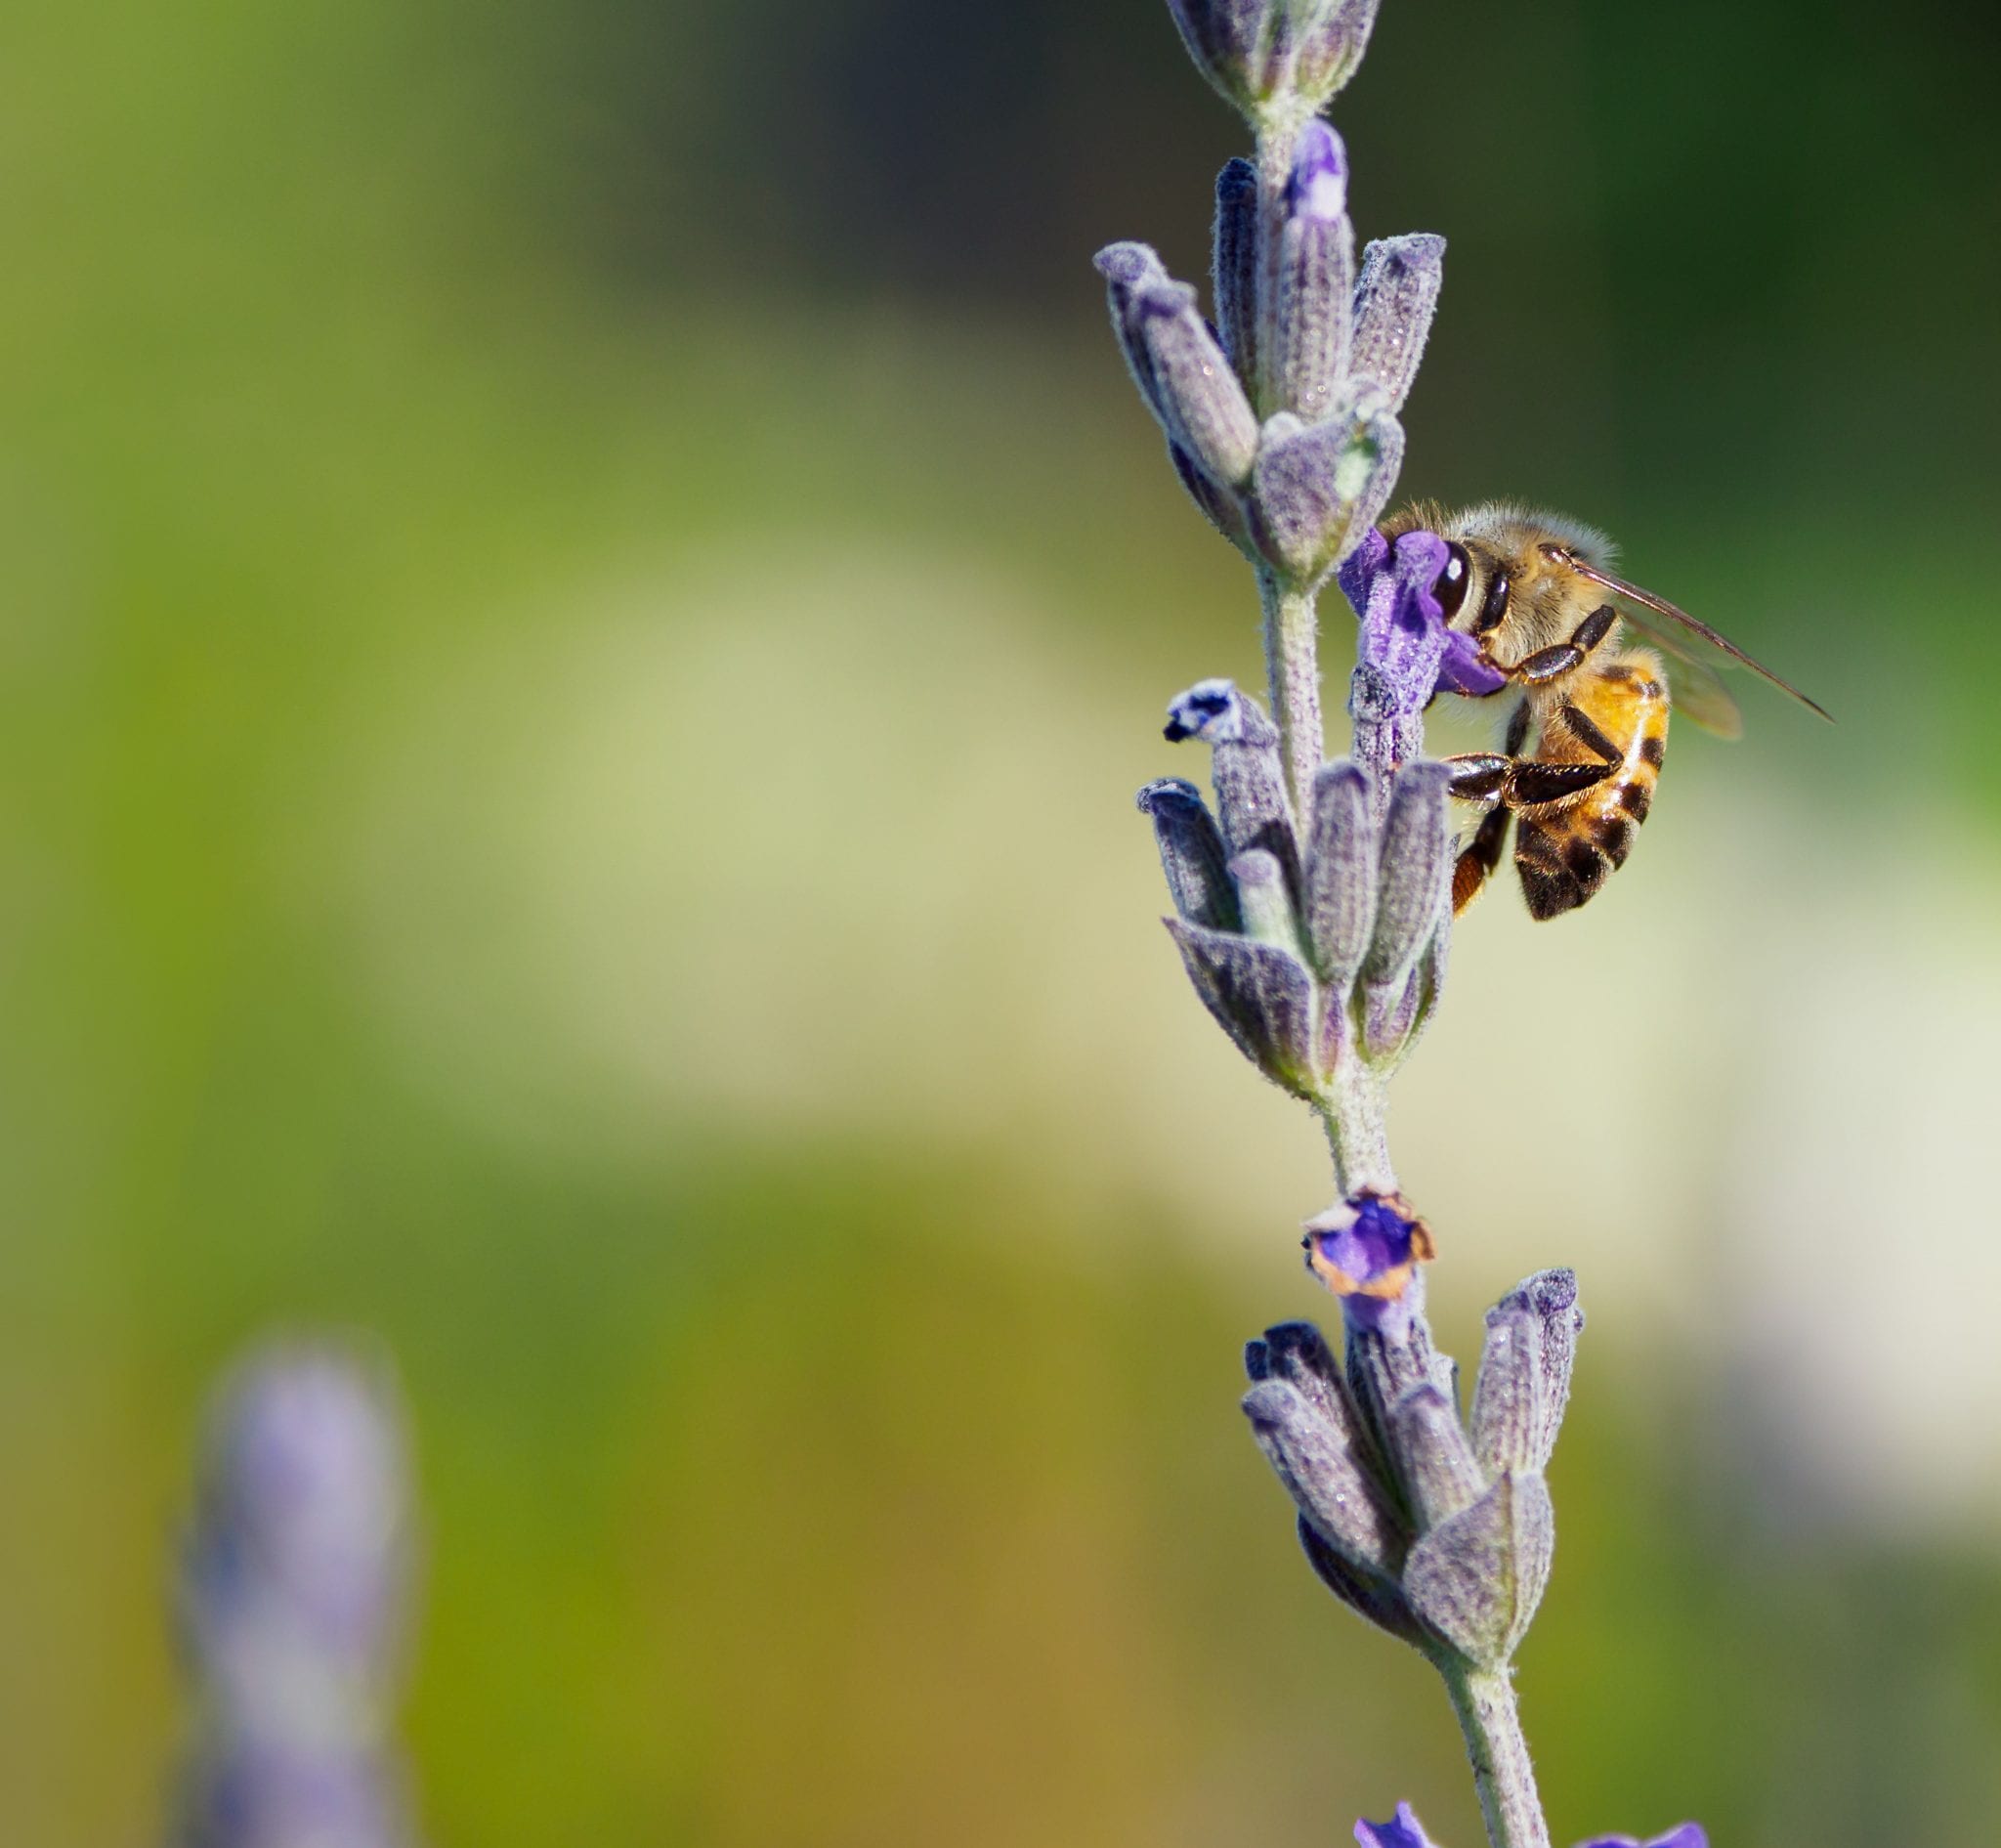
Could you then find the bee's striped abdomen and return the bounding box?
[1515,652,1669,919]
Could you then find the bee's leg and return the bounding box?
[1502,701,1623,804]
[1444,754,1510,804]
[1447,700,1531,913]
[1510,605,1619,685]
[1452,805,1511,914]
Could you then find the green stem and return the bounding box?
[1257,567,1324,823]
[1434,1660,1552,1848]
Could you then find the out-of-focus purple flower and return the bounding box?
[1303,1190,1434,1336]
[1355,1801,1440,1848]
[1578,1828,1708,1848]
[177,1345,419,1848]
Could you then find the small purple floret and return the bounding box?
[1288,119,1349,222]
[1355,1801,1440,1848]
[1304,1193,1434,1340]
[1577,1828,1708,1848]
[1340,524,1509,738]
[1313,1196,1414,1291]
[1339,527,1457,778]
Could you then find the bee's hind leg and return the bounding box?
[1452,805,1512,914]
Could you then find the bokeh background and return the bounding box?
[5,0,2000,1840]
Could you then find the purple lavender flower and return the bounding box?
[1302,1190,1434,1336]
[1356,1802,1440,1848]
[175,1346,419,1848]
[1577,1830,1708,1848]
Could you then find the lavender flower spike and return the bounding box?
[175,1344,418,1848]
[1577,1830,1708,1848]
[1356,1803,1442,1848]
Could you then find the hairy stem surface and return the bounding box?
[1316,1057,1393,1198]
[1257,568,1324,822]
[1436,1661,1552,1848]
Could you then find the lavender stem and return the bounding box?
[1319,1053,1393,1199]
[1257,567,1325,825]
[1437,1662,1552,1848]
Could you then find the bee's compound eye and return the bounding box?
[1432,542,1471,619]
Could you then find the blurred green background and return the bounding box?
[4,0,1999,1841]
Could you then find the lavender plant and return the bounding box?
[1099,5,1702,1845]
[171,1345,420,1848]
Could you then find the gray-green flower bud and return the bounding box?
[1351,234,1446,413]
[1167,0,1384,118]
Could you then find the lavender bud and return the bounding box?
[1249,391,1405,580]
[1361,962,1434,1064]
[1385,1383,1486,1532]
[1135,279,1260,489]
[1213,157,1259,385]
[1361,760,1452,990]
[1168,439,1254,549]
[177,1347,416,1848]
[1165,0,1276,112]
[1296,0,1384,101]
[1247,1319,1367,1451]
[1093,240,1172,417]
[1137,777,1241,933]
[1303,761,1378,985]
[1490,1268,1584,1470]
[1403,1471,1554,1666]
[1169,0,1383,114]
[1299,1517,1426,1646]
[1469,1305,1542,1477]
[1167,919,1318,1093]
[1269,122,1354,420]
[1229,847,1299,950]
[1343,1263,1442,1446]
[1243,1377,1401,1574]
[1164,679,1298,873]
[1349,234,1446,413]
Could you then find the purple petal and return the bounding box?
[1305,1192,1427,1294]
[1576,1829,1708,1848]
[1287,119,1349,222]
[1356,1802,1441,1848]
[1340,528,1455,776]
[1435,626,1510,697]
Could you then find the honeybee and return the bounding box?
[1381,501,1830,920]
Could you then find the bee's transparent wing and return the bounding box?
[1654,650,1742,740]
[1562,555,1833,728]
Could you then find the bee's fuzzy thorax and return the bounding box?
[1450,500,1620,572]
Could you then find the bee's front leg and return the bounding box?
[1510,605,1619,684]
